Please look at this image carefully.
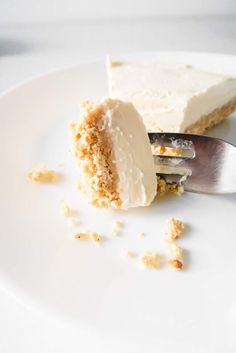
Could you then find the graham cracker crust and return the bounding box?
[70,101,121,208]
[184,96,236,134]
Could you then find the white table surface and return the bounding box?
[1,16,236,353]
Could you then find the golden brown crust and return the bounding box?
[70,101,121,208]
[184,96,236,134]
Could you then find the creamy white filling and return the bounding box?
[107,58,236,132]
[101,98,157,209]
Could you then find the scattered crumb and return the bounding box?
[151,145,182,156]
[67,218,79,227]
[111,229,119,237]
[168,259,183,270]
[122,249,135,257]
[74,232,89,240]
[165,240,184,271]
[90,232,102,243]
[27,165,58,183]
[157,176,184,197]
[166,218,185,240]
[60,203,73,217]
[111,220,124,236]
[74,231,102,243]
[113,220,124,227]
[140,251,161,269]
[109,60,124,67]
[138,232,145,237]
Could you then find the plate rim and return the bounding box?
[1,50,236,99]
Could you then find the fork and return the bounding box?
[148,133,236,194]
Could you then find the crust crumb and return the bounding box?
[138,232,145,237]
[90,232,102,243]
[74,231,102,242]
[157,176,184,197]
[168,259,183,270]
[166,218,184,240]
[151,145,182,156]
[111,220,123,236]
[113,220,124,227]
[74,232,89,240]
[165,240,184,271]
[140,251,161,269]
[61,203,73,217]
[27,165,58,183]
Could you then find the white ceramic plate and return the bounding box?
[1,52,236,352]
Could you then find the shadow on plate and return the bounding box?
[212,193,236,204]
[207,113,236,145]
[0,37,35,56]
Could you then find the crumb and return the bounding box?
[166,218,185,240]
[138,232,145,237]
[111,229,119,237]
[73,232,89,240]
[113,220,124,227]
[111,220,123,236]
[74,231,102,243]
[168,259,183,271]
[60,203,73,217]
[165,240,184,270]
[110,60,124,67]
[27,165,58,183]
[90,232,102,243]
[151,145,182,157]
[122,249,135,257]
[157,176,184,197]
[67,218,79,227]
[152,145,166,155]
[167,183,184,196]
[156,176,168,197]
[140,251,161,269]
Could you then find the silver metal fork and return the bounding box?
[148,133,236,194]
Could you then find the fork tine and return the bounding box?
[149,132,236,194]
[150,132,195,177]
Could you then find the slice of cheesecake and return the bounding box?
[107,57,236,133]
[70,98,157,209]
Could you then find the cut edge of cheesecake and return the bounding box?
[184,96,236,134]
[69,98,157,209]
